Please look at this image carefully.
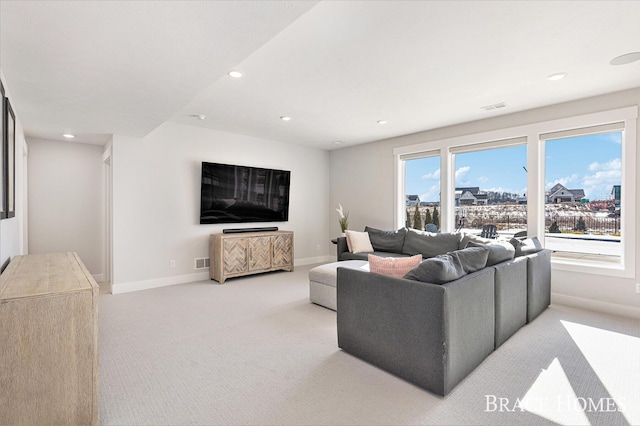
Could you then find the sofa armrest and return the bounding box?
[336,236,349,261]
[337,267,495,396]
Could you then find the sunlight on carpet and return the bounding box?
[561,320,640,425]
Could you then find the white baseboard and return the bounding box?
[112,271,210,294]
[295,255,335,266]
[552,292,640,320]
[111,256,336,294]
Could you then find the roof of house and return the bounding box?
[455,187,480,195]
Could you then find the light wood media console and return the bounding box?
[210,230,294,283]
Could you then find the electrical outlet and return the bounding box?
[170,260,176,269]
[316,244,321,251]
[636,283,640,294]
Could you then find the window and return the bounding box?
[394,106,637,276]
[453,144,527,238]
[543,127,623,262]
[402,153,441,231]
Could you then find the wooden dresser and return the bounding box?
[0,252,99,426]
[210,230,294,283]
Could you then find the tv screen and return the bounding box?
[200,162,290,224]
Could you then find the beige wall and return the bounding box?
[111,122,331,293]
[27,138,104,278]
[330,88,640,318]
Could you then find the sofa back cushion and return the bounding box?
[368,254,422,278]
[510,237,543,257]
[466,240,515,266]
[404,246,489,284]
[459,233,494,250]
[364,227,407,253]
[402,229,462,258]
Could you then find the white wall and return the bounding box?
[111,122,331,293]
[330,88,640,319]
[27,138,105,279]
[0,71,27,270]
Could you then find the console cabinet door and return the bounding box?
[222,238,248,274]
[272,233,293,268]
[248,236,272,271]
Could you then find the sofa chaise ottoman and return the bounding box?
[309,260,368,311]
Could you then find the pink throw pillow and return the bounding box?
[368,254,422,278]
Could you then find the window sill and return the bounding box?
[551,251,630,278]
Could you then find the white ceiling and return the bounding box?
[1,1,639,150]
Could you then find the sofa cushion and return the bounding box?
[364,226,407,253]
[402,228,462,258]
[368,254,422,278]
[404,246,489,284]
[510,237,543,257]
[466,240,515,266]
[340,251,411,261]
[459,233,494,250]
[345,230,374,254]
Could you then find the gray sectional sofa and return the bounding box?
[335,227,551,396]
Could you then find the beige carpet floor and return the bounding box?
[99,264,640,425]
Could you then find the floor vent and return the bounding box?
[195,257,210,270]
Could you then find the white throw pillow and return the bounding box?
[345,230,374,253]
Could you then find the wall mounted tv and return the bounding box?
[200,162,291,224]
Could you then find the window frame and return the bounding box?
[394,106,637,278]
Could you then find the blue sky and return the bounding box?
[406,132,622,203]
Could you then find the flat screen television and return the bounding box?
[200,162,290,224]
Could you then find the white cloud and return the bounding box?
[546,174,579,190]
[421,168,440,180]
[588,158,621,172]
[605,133,622,144]
[478,176,489,183]
[455,166,471,181]
[419,184,440,202]
[583,158,621,199]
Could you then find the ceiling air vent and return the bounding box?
[481,102,506,111]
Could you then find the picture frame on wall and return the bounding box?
[5,96,15,219]
[1,80,5,220]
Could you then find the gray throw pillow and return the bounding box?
[510,237,543,257]
[404,246,489,284]
[364,226,407,253]
[466,240,515,266]
[402,228,462,258]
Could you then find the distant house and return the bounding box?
[611,185,621,207]
[611,185,621,201]
[406,194,420,206]
[455,187,488,206]
[546,183,585,203]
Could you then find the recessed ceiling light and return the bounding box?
[228,70,243,78]
[332,141,344,145]
[190,114,206,120]
[280,116,291,121]
[377,120,388,125]
[481,102,507,111]
[610,52,640,66]
[546,72,568,81]
[62,133,75,138]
